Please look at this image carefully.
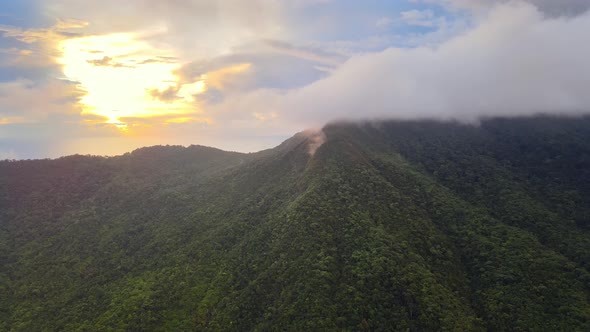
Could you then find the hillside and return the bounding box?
[1,116,590,331]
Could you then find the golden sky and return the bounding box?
[58,33,254,130]
[1,0,590,158]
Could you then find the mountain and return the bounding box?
[1,116,590,331]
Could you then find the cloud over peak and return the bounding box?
[1,0,590,158]
[209,2,590,127]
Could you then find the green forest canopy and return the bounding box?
[1,116,589,331]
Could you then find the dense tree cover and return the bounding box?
[1,116,589,331]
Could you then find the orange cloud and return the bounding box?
[203,63,252,90]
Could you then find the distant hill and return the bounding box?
[1,116,589,331]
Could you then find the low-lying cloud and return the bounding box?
[210,2,590,127]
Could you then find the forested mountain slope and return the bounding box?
[1,116,589,331]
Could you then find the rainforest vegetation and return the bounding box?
[1,116,590,331]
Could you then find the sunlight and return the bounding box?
[58,33,205,130]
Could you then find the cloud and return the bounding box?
[0,78,84,120]
[29,0,305,130]
[147,85,181,103]
[176,45,338,97]
[86,55,134,68]
[3,0,589,158]
[0,19,85,69]
[0,47,32,56]
[0,77,123,159]
[287,0,334,7]
[400,10,440,27]
[262,40,344,66]
[45,0,287,59]
[177,39,344,81]
[136,56,177,65]
[375,17,393,28]
[207,2,590,127]
[417,0,590,17]
[301,129,326,156]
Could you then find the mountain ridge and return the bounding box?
[1,115,590,331]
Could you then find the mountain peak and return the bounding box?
[2,116,590,330]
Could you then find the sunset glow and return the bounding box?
[3,0,590,159]
[58,33,206,129]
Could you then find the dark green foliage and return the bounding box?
[1,116,589,331]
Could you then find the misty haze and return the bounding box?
[1,0,590,331]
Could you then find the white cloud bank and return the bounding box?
[209,1,590,127]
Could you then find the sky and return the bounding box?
[1,0,589,159]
